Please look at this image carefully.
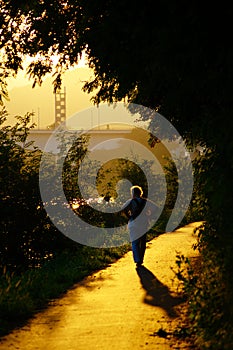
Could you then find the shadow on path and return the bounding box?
[136,266,183,318]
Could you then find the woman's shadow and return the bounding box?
[136,265,183,318]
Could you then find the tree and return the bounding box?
[0,2,232,170]
[0,1,232,144]
[0,109,78,269]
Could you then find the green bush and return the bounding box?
[172,148,233,350]
[0,108,77,270]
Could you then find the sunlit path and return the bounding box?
[0,222,201,350]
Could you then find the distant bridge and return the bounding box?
[27,127,180,169]
[28,128,134,152]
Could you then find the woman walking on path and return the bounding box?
[122,185,158,268]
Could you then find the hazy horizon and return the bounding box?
[4,67,95,129]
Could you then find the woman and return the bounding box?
[123,185,157,268]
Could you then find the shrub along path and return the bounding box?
[0,222,201,350]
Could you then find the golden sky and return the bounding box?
[5,63,95,129]
[4,64,144,131]
[4,54,145,130]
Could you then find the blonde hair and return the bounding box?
[130,185,143,197]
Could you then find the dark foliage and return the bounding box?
[0,109,77,271]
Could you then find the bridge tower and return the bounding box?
[54,87,66,128]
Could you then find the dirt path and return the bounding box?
[0,222,201,350]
